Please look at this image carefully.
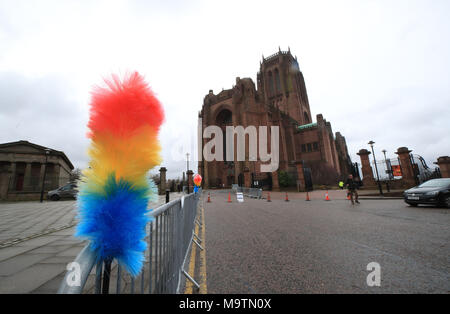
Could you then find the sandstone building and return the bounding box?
[198,48,353,189]
[0,140,74,201]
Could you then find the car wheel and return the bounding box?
[51,194,60,201]
[443,195,450,209]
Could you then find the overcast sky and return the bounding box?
[1,0,449,179]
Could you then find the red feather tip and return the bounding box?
[87,72,164,138]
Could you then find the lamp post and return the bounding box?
[186,152,190,193]
[382,150,391,179]
[40,149,51,203]
[186,152,190,173]
[368,141,383,195]
[382,149,391,192]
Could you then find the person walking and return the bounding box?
[346,174,360,205]
[339,180,344,190]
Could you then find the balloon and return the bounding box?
[193,174,202,186]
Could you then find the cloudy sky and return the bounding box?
[1,0,449,179]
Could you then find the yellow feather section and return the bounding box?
[82,125,161,194]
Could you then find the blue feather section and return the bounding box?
[75,174,151,276]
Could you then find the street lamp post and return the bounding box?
[382,149,391,192]
[186,152,190,193]
[382,149,391,179]
[40,149,51,203]
[368,141,383,195]
[186,152,190,173]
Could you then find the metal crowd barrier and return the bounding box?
[58,191,201,294]
[235,187,262,199]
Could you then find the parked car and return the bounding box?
[48,182,78,201]
[403,178,450,208]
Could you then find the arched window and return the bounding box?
[274,68,281,94]
[303,111,310,124]
[216,109,232,161]
[267,71,274,96]
[216,109,232,125]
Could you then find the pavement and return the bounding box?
[203,189,450,293]
[0,193,181,294]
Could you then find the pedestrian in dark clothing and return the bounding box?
[345,174,360,204]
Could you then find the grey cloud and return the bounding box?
[0,72,89,169]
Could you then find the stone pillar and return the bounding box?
[23,162,32,191]
[203,162,209,188]
[243,167,251,188]
[159,167,167,195]
[295,161,306,191]
[186,170,194,193]
[271,170,279,191]
[357,149,375,186]
[8,162,16,191]
[53,163,61,189]
[0,164,9,200]
[435,156,450,178]
[222,165,228,188]
[38,163,46,191]
[395,147,415,186]
[198,162,203,186]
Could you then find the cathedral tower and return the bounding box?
[257,47,312,125]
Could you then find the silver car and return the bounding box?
[48,183,78,201]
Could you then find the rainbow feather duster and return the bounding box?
[75,72,164,276]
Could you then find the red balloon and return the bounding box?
[193,174,202,186]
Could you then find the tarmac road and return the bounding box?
[203,190,450,293]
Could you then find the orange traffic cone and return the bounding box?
[267,192,271,202]
[346,193,351,200]
[325,191,330,201]
[207,192,211,203]
[306,191,310,201]
[285,192,289,202]
[228,192,232,203]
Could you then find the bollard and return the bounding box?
[165,189,170,203]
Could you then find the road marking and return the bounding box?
[184,212,199,294]
[0,223,77,248]
[199,205,207,294]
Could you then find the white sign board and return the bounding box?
[236,192,244,203]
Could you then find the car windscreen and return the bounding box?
[418,179,450,188]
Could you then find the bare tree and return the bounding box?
[70,168,82,183]
[310,162,340,187]
[150,174,160,185]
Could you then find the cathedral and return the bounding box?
[198,48,353,189]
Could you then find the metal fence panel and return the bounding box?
[58,191,201,294]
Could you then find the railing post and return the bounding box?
[102,259,112,294]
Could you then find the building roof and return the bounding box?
[297,122,317,130]
[0,140,74,170]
